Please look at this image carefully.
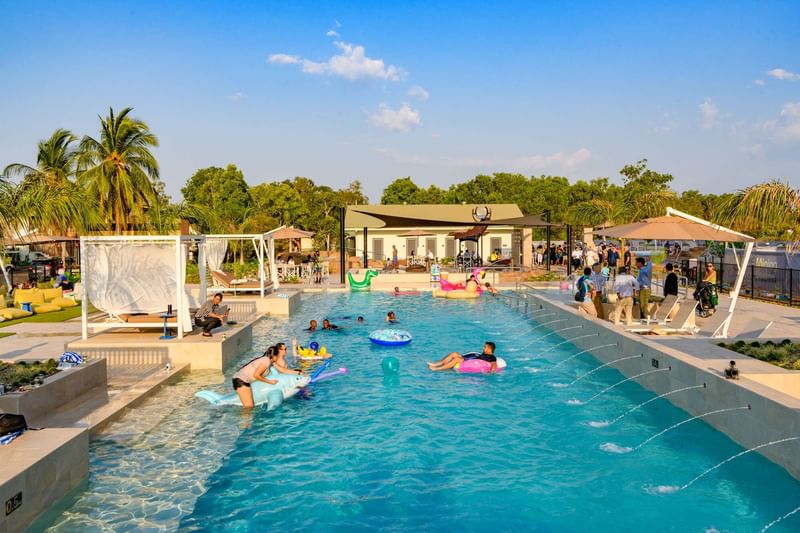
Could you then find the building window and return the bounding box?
[445,238,456,259]
[372,238,384,261]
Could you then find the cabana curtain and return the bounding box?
[204,238,228,273]
[84,242,177,317]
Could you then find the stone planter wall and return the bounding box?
[0,359,107,422]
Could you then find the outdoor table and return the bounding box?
[159,313,175,340]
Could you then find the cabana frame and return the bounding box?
[204,233,277,296]
[80,235,206,340]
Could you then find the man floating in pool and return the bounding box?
[427,341,498,373]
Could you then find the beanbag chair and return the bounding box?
[50,297,77,308]
[13,288,44,306]
[42,288,63,302]
[31,303,61,314]
[0,307,32,320]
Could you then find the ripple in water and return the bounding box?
[550,382,568,388]
[589,420,610,428]
[600,442,633,454]
[566,399,583,405]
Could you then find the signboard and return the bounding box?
[5,492,21,516]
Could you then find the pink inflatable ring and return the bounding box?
[456,357,507,373]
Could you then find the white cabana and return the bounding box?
[203,233,278,295]
[80,235,206,340]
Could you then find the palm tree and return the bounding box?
[3,128,77,188]
[3,129,103,261]
[78,107,159,233]
[718,180,800,240]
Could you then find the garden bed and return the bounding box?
[0,359,107,422]
[718,339,800,370]
[0,359,60,392]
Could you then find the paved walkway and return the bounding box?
[535,286,800,339]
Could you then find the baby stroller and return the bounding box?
[693,281,718,317]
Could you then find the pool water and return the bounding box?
[41,292,800,532]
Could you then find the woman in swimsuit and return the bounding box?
[232,346,279,408]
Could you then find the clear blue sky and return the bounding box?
[1,0,798,202]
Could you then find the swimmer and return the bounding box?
[386,311,398,323]
[484,282,498,295]
[273,342,303,375]
[322,319,340,330]
[357,316,365,323]
[306,320,318,332]
[427,342,498,373]
[232,346,279,408]
[394,286,401,295]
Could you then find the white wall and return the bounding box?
[349,227,515,260]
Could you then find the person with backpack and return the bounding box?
[574,267,597,317]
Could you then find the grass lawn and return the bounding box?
[718,339,800,370]
[0,332,14,339]
[0,305,95,329]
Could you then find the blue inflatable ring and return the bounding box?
[369,328,413,347]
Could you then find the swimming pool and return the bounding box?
[40,292,800,531]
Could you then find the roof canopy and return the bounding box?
[346,204,553,229]
[449,226,487,240]
[596,211,755,243]
[267,226,314,240]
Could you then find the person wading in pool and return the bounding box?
[232,346,279,408]
[272,342,303,375]
[386,311,398,323]
[427,341,498,373]
[305,320,318,332]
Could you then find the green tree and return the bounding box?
[250,181,305,225]
[78,107,159,232]
[4,128,77,188]
[4,129,102,258]
[381,177,421,204]
[181,165,252,232]
[718,180,799,239]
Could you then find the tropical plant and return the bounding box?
[77,107,159,232]
[718,180,800,240]
[2,129,103,256]
[3,128,77,188]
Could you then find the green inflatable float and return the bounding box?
[348,269,378,291]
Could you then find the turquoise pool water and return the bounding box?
[42,293,800,532]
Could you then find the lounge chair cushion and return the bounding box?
[32,303,62,314]
[42,288,63,302]
[50,297,77,308]
[0,307,33,320]
[13,288,44,306]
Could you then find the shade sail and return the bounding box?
[596,215,755,243]
[347,206,554,229]
[268,226,314,240]
[450,226,487,240]
[397,228,436,237]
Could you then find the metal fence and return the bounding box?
[683,259,800,307]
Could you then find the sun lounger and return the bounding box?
[641,294,680,325]
[731,319,774,340]
[626,302,697,334]
[211,270,273,295]
[694,310,732,338]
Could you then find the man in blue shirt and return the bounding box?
[635,257,652,320]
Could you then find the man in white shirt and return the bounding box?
[612,266,640,326]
